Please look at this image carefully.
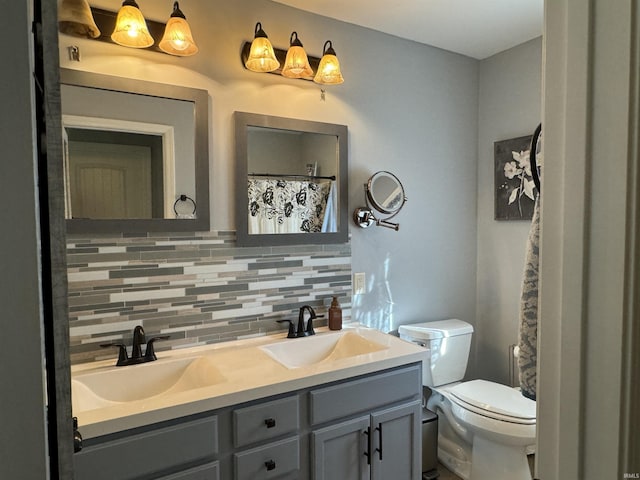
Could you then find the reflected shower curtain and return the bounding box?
[247,179,333,234]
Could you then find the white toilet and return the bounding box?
[398,319,536,480]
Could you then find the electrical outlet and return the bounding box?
[354,272,366,295]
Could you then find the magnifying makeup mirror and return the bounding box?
[353,171,407,231]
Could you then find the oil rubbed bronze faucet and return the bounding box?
[100,325,170,366]
[276,305,320,338]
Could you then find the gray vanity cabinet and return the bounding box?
[232,395,301,479]
[310,365,423,480]
[73,415,220,480]
[369,401,422,480]
[311,402,422,480]
[73,363,421,480]
[312,415,371,479]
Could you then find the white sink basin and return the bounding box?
[72,356,226,412]
[259,331,389,369]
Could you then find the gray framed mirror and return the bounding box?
[235,112,348,246]
[60,68,210,233]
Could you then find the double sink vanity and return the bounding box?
[60,67,421,479]
[72,326,427,480]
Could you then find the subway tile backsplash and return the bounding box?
[67,231,352,365]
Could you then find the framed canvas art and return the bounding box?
[494,135,537,221]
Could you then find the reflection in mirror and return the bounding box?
[353,171,407,231]
[60,68,209,233]
[367,171,405,214]
[235,112,348,246]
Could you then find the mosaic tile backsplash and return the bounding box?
[67,231,352,365]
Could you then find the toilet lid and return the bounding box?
[448,380,536,423]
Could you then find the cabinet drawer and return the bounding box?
[309,364,421,425]
[159,461,220,480]
[234,436,300,480]
[74,416,218,480]
[233,395,299,448]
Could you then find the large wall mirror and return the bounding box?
[235,112,348,246]
[60,68,210,233]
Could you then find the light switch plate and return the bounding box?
[354,272,366,295]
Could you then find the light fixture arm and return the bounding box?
[169,2,186,19]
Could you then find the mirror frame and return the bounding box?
[60,68,210,234]
[366,171,406,214]
[235,112,348,246]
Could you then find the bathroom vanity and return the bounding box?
[71,327,426,480]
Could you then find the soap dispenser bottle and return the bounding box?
[328,296,342,330]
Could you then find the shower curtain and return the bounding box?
[518,196,539,401]
[518,125,542,401]
[247,178,333,234]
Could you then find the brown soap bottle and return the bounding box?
[328,296,342,330]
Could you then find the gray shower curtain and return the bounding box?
[518,195,539,401]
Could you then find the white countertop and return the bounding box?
[72,325,427,439]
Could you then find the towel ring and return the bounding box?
[173,195,197,218]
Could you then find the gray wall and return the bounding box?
[475,38,543,383]
[0,2,50,479]
[59,0,480,347]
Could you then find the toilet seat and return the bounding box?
[445,380,536,425]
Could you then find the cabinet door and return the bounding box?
[370,400,422,480]
[312,415,371,480]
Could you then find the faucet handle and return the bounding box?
[100,343,128,366]
[144,335,170,361]
[306,313,323,336]
[298,305,317,337]
[276,319,297,338]
[132,326,146,359]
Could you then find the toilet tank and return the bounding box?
[398,319,473,387]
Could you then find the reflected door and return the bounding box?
[68,142,152,219]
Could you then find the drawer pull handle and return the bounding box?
[265,459,276,471]
[264,418,276,428]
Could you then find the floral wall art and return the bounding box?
[494,135,537,220]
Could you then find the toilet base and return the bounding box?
[437,434,471,479]
[470,436,532,480]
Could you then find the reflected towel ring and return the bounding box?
[173,194,197,218]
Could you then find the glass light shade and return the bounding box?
[281,32,313,79]
[111,1,154,48]
[313,42,344,85]
[159,9,198,56]
[245,37,280,72]
[58,0,101,38]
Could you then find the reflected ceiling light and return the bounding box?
[281,32,313,79]
[245,22,280,73]
[58,0,101,38]
[111,0,154,48]
[313,40,344,85]
[158,2,198,56]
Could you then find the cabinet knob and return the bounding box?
[265,459,276,471]
[264,418,276,428]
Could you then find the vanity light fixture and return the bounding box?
[58,0,101,38]
[281,32,313,79]
[111,0,154,48]
[240,25,344,85]
[244,22,280,73]
[158,2,198,56]
[313,40,344,85]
